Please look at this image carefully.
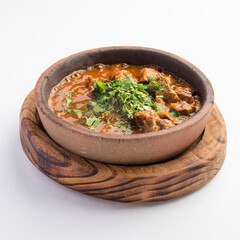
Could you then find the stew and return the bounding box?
[48,64,201,134]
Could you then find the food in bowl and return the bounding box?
[48,64,201,134]
[35,47,214,164]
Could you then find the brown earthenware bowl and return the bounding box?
[35,46,214,165]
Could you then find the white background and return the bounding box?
[1,0,240,239]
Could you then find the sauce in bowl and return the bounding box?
[48,63,201,134]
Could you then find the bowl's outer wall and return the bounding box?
[35,47,214,165]
[39,110,211,164]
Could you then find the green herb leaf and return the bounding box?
[170,110,182,119]
[151,81,164,91]
[85,115,101,130]
[63,98,73,107]
[154,105,165,111]
[137,84,148,94]
[84,108,89,114]
[142,83,149,90]
[93,105,106,115]
[87,101,96,108]
[170,110,179,118]
[158,85,164,91]
[156,95,164,99]
[83,101,97,114]
[147,86,153,94]
[117,120,131,132]
[85,115,96,126]
[64,108,72,113]
[95,81,107,91]
[90,118,101,130]
[176,116,183,120]
[72,109,82,117]
[149,76,157,82]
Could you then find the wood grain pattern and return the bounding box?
[20,91,227,203]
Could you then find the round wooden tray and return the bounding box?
[20,91,227,203]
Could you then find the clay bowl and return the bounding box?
[35,46,214,165]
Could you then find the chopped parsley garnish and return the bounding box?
[63,98,73,107]
[85,115,101,130]
[64,108,72,113]
[63,91,82,117]
[117,120,132,132]
[149,76,157,82]
[170,110,182,120]
[63,92,74,112]
[176,116,183,120]
[86,101,96,108]
[94,77,159,120]
[84,101,97,114]
[64,90,75,98]
[72,109,82,117]
[142,83,149,90]
[151,81,164,91]
[66,92,72,98]
[93,105,106,115]
[155,104,165,111]
[170,110,179,118]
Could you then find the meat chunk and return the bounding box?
[170,101,196,115]
[158,119,175,129]
[98,76,110,82]
[155,97,169,111]
[155,75,171,88]
[145,75,180,104]
[157,109,182,125]
[138,68,162,83]
[141,68,180,103]
[155,87,180,104]
[134,110,161,132]
[110,70,132,80]
[140,68,173,85]
[174,86,194,103]
[157,110,175,121]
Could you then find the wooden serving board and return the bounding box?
[20,91,227,203]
